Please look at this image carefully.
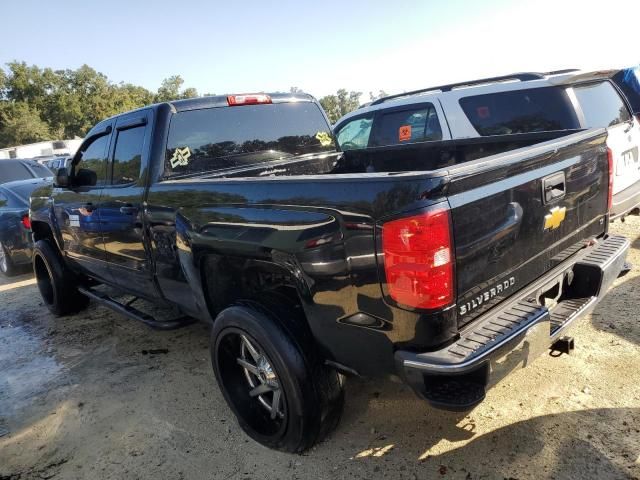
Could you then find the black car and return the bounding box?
[0,159,53,184]
[0,178,51,275]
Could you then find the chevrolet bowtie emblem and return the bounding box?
[544,206,566,230]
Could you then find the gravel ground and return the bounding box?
[0,217,639,480]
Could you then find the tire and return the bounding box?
[210,303,344,453]
[32,239,89,316]
[0,241,16,277]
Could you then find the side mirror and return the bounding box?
[54,168,69,188]
[75,168,97,187]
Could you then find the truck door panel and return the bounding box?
[100,111,156,298]
[53,126,112,282]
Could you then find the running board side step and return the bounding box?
[77,286,193,330]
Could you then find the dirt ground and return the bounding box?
[0,218,639,480]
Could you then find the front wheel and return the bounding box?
[32,240,89,316]
[211,304,344,453]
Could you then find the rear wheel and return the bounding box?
[0,242,16,277]
[32,240,89,316]
[211,303,344,453]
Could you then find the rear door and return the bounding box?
[571,81,640,195]
[99,110,156,298]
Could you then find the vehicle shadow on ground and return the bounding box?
[338,376,639,478]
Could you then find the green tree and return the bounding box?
[154,75,198,102]
[0,62,201,148]
[369,90,388,102]
[0,102,52,146]
[319,89,362,123]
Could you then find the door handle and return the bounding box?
[119,205,137,215]
[542,172,566,203]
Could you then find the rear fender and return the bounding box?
[173,206,341,321]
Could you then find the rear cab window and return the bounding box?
[459,86,580,135]
[164,102,335,178]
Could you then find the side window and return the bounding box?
[370,104,443,147]
[0,162,32,183]
[0,192,8,208]
[77,134,110,186]
[459,86,580,135]
[573,81,632,128]
[29,163,53,178]
[112,126,145,185]
[335,116,374,150]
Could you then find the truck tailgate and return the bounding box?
[447,129,609,326]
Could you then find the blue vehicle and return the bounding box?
[612,65,640,116]
[0,178,51,275]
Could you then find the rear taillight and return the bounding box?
[21,214,31,230]
[607,147,614,210]
[381,209,454,310]
[227,94,272,106]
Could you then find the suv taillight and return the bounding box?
[607,147,614,210]
[21,214,31,230]
[381,209,454,310]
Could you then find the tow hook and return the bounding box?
[618,262,632,278]
[550,336,575,356]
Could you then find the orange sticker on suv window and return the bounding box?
[399,125,412,141]
[477,106,490,119]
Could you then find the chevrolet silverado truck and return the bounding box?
[29,92,630,453]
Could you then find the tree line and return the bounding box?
[0,61,387,148]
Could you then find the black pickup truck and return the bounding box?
[30,92,629,453]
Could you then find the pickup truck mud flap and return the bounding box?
[395,235,630,411]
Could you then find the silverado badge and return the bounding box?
[544,206,566,230]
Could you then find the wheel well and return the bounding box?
[201,255,306,321]
[31,221,55,243]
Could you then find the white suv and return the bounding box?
[334,70,640,219]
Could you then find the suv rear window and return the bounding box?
[459,86,580,136]
[572,81,631,127]
[165,102,334,178]
[371,104,442,147]
[0,162,32,184]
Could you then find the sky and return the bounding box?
[2,0,639,100]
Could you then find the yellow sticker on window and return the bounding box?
[315,131,333,147]
[170,146,191,169]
